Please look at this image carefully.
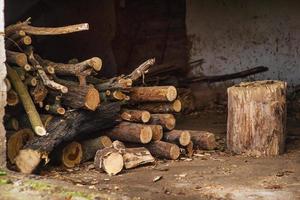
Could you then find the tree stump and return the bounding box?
[227,80,287,156]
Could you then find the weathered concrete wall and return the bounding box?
[186,0,300,87]
[0,0,6,167]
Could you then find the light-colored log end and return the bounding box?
[99,136,113,148]
[141,111,151,123]
[23,64,32,71]
[90,57,102,71]
[170,145,180,160]
[34,126,47,136]
[179,131,191,146]
[140,126,153,144]
[166,86,177,102]
[165,115,176,130]
[149,125,163,141]
[173,99,182,112]
[7,90,19,106]
[15,149,42,174]
[84,87,100,111]
[62,142,83,168]
[103,152,124,176]
[22,36,32,45]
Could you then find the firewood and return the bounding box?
[163,130,191,147]
[7,89,19,106]
[129,86,177,102]
[121,109,151,123]
[6,50,28,68]
[188,130,217,150]
[137,99,182,113]
[125,58,155,81]
[185,141,194,158]
[227,81,287,156]
[13,66,26,80]
[15,103,121,174]
[5,30,26,48]
[104,122,153,144]
[17,35,32,46]
[123,147,155,169]
[30,81,48,104]
[148,114,176,131]
[81,136,112,163]
[145,141,180,160]
[19,114,54,130]
[24,75,37,87]
[6,21,89,36]
[95,77,132,92]
[7,128,34,164]
[148,125,163,141]
[60,142,83,168]
[100,90,128,102]
[4,117,19,131]
[7,65,46,136]
[45,104,65,115]
[112,140,126,151]
[94,147,124,176]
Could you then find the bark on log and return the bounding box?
[60,142,83,168]
[163,130,191,147]
[186,141,194,158]
[129,86,177,102]
[45,104,65,115]
[112,140,126,151]
[30,81,48,104]
[81,136,112,163]
[24,75,37,87]
[227,81,287,156]
[94,147,124,176]
[145,141,180,160]
[6,50,28,67]
[148,114,176,131]
[188,130,217,150]
[125,58,155,81]
[95,77,132,92]
[148,125,163,141]
[121,109,151,123]
[137,99,181,113]
[7,65,46,136]
[7,89,19,106]
[15,103,121,173]
[104,122,152,144]
[123,147,155,169]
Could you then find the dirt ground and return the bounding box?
[1,111,300,200]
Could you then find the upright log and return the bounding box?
[163,130,191,147]
[129,86,177,102]
[227,80,287,156]
[121,109,151,123]
[81,136,112,162]
[148,114,176,131]
[188,130,217,150]
[104,122,152,144]
[137,100,181,113]
[145,141,180,160]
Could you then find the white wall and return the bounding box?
[186,0,300,87]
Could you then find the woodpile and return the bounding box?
[4,20,218,175]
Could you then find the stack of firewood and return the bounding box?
[4,20,217,175]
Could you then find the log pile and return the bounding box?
[4,20,218,175]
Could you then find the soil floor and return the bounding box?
[1,111,300,200]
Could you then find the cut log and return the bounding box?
[112,140,126,151]
[137,99,181,113]
[6,21,89,36]
[61,142,83,168]
[123,147,155,169]
[30,81,48,104]
[6,50,28,67]
[7,128,34,164]
[7,89,19,106]
[125,58,155,81]
[24,75,37,87]
[121,109,151,123]
[45,104,65,115]
[100,90,128,102]
[95,77,132,92]
[94,147,124,176]
[13,66,26,80]
[15,102,121,173]
[17,35,32,46]
[105,122,152,144]
[129,86,177,102]
[81,136,112,163]
[163,130,191,147]
[148,125,163,141]
[145,141,180,160]
[227,80,287,156]
[148,114,176,131]
[185,141,194,158]
[7,65,46,136]
[188,130,217,150]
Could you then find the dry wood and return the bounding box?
[7,89,19,106]
[105,122,153,144]
[45,104,65,115]
[112,140,126,151]
[6,50,28,67]
[148,125,163,141]
[61,142,83,168]
[121,109,151,123]
[188,130,217,150]
[30,81,48,104]
[125,58,155,81]
[129,86,177,102]
[24,75,37,86]
[13,67,26,80]
[81,136,112,163]
[137,99,182,113]
[6,21,89,36]
[95,77,132,92]
[227,80,287,156]
[94,147,124,176]
[7,65,46,136]
[163,130,191,147]
[15,103,121,173]
[148,114,176,131]
[7,128,34,164]
[5,30,26,48]
[100,90,128,102]
[17,35,32,46]
[145,141,180,160]
[123,147,155,169]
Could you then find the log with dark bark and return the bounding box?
[163,130,191,147]
[7,89,19,106]
[121,109,151,123]
[145,141,180,160]
[137,100,181,113]
[227,80,287,156]
[104,122,152,144]
[15,102,121,174]
[148,114,176,131]
[81,136,112,163]
[94,147,124,176]
[129,86,177,102]
[6,50,28,68]
[148,125,163,141]
[125,58,155,81]
[122,147,155,169]
[188,130,217,150]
